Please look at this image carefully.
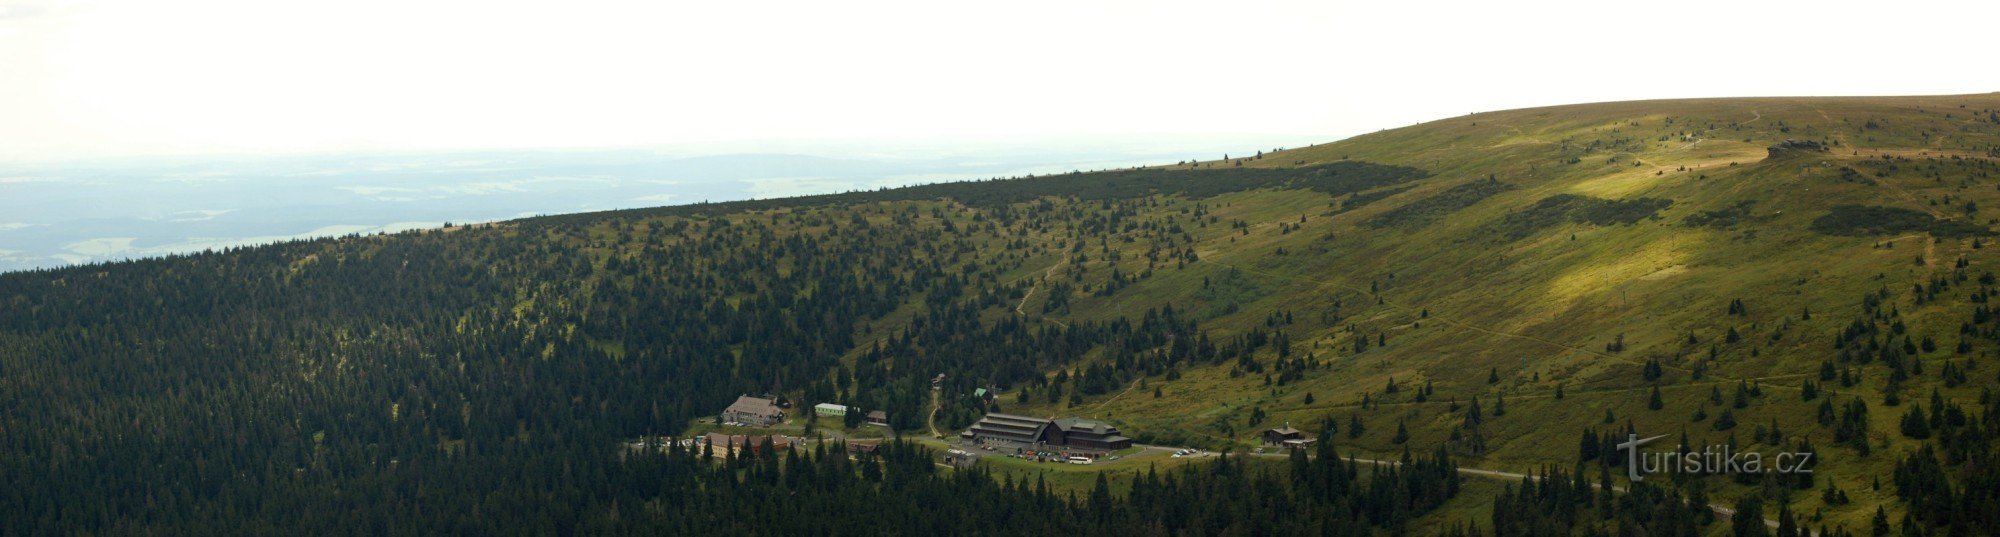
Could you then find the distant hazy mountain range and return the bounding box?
[0,139,1304,272]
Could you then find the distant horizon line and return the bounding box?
[0,131,1345,169]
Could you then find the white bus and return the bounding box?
[1067,456,1093,465]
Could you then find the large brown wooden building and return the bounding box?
[720,395,785,426]
[961,413,1132,453]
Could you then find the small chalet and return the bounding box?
[1261,425,1303,446]
[866,410,889,426]
[721,395,785,426]
[941,449,980,469]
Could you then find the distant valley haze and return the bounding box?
[0,135,1315,272]
[7,0,1997,272]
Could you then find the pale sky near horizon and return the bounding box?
[4,0,1999,164]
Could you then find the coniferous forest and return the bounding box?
[0,163,1452,533]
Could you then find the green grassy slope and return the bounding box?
[990,94,2000,530]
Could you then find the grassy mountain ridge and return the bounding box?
[1076,93,2000,532]
[4,93,2000,533]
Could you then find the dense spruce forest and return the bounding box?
[0,162,1435,533]
[555,435,1464,536]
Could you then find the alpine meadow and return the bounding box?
[8,94,2000,536]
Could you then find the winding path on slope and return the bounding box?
[1091,379,1145,413]
[1014,241,1072,328]
[927,388,941,438]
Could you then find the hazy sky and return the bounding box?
[5,0,1999,163]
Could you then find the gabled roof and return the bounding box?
[1053,417,1114,435]
[967,413,1054,443]
[704,432,749,448]
[1267,426,1301,436]
[979,413,1053,425]
[725,395,782,417]
[704,432,793,449]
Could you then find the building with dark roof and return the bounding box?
[963,413,1055,445]
[1261,426,1303,445]
[702,432,794,457]
[1261,425,1316,450]
[1052,418,1133,451]
[961,413,1132,454]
